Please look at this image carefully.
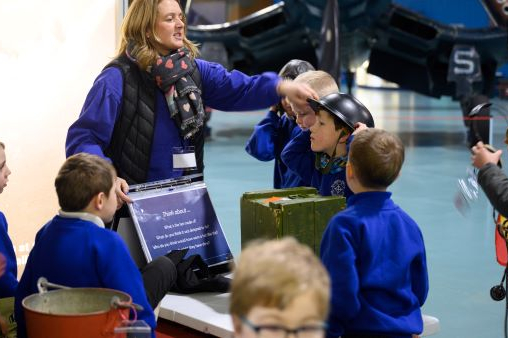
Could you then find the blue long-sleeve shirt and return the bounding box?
[281,130,352,197]
[0,211,17,298]
[245,110,304,188]
[66,59,280,182]
[320,192,429,337]
[15,215,156,338]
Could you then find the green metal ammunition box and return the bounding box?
[241,187,346,255]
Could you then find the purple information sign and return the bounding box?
[128,183,233,266]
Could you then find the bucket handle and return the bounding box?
[37,277,70,294]
[110,296,144,322]
[110,296,143,312]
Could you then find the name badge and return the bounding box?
[173,146,197,170]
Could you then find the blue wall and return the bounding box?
[394,0,489,28]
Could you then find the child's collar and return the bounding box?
[58,210,105,228]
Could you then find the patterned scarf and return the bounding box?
[315,152,348,174]
[127,45,205,139]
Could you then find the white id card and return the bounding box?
[173,146,197,169]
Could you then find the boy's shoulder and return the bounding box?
[0,212,12,241]
[76,218,125,242]
[34,218,128,261]
[40,216,122,241]
[339,194,421,229]
[328,192,390,222]
[394,204,421,229]
[325,204,363,235]
[330,206,359,222]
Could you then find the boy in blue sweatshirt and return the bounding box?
[15,153,156,338]
[0,142,15,300]
[245,59,314,188]
[0,141,16,336]
[282,91,374,197]
[320,128,429,338]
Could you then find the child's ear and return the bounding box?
[93,192,106,210]
[338,128,351,142]
[346,161,354,179]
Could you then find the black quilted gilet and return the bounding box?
[104,54,203,184]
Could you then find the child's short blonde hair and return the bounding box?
[230,237,330,319]
[349,128,404,189]
[294,70,339,97]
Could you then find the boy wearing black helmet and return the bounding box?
[245,59,315,188]
[320,128,428,338]
[282,91,373,197]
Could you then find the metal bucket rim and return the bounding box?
[22,287,132,317]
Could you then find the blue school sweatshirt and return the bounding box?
[0,211,17,298]
[15,214,156,338]
[320,192,429,338]
[245,110,305,188]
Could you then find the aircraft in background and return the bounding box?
[184,0,508,147]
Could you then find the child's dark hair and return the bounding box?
[317,110,350,132]
[349,129,404,189]
[55,153,116,212]
[279,59,315,80]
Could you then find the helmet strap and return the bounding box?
[315,141,348,175]
[314,129,350,174]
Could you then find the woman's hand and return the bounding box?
[471,141,502,169]
[277,80,318,110]
[352,122,368,135]
[115,177,132,209]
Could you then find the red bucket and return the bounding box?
[22,278,133,338]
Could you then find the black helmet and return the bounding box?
[308,92,374,131]
[279,59,315,80]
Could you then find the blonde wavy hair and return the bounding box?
[117,0,199,71]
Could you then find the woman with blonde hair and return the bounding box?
[66,0,318,206]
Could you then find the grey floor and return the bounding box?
[203,87,508,337]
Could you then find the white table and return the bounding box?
[159,292,234,337]
[158,292,440,337]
